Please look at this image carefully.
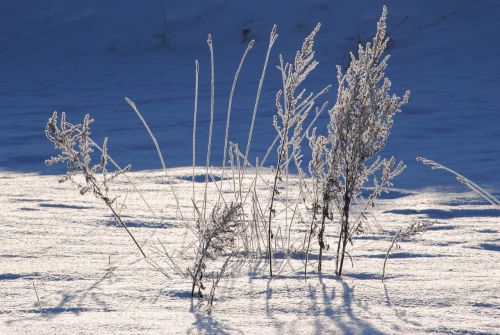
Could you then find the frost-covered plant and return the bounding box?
[308,6,409,276]
[45,112,146,258]
[267,23,328,277]
[417,157,500,209]
[190,202,242,299]
[204,256,230,314]
[382,221,433,280]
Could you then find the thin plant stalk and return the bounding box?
[193,60,200,219]
[417,157,500,208]
[304,202,319,277]
[259,95,329,169]
[88,137,157,220]
[335,182,351,276]
[125,98,184,220]
[106,185,148,258]
[267,60,293,277]
[243,26,278,174]
[220,40,255,193]
[32,281,43,316]
[382,229,400,281]
[203,34,215,220]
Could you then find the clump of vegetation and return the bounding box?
[267,22,329,276]
[383,221,433,280]
[44,6,425,312]
[190,202,242,306]
[45,111,146,259]
[308,6,409,276]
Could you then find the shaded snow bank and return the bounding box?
[0,0,498,192]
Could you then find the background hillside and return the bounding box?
[1,0,499,191]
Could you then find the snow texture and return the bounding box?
[0,169,498,334]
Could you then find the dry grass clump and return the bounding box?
[44,6,429,312]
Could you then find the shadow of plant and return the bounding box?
[6,265,117,325]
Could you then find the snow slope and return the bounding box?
[0,0,499,191]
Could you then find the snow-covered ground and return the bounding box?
[0,169,498,334]
[0,0,499,334]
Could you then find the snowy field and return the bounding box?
[0,169,498,334]
[0,0,499,334]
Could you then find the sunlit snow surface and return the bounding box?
[0,169,498,334]
[0,0,499,333]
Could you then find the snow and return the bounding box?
[0,0,499,333]
[0,0,498,190]
[0,169,498,334]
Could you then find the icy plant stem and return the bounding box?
[206,255,231,311]
[191,254,206,297]
[243,26,277,175]
[220,40,254,193]
[285,149,289,250]
[266,54,296,277]
[32,281,43,316]
[193,60,199,219]
[236,144,243,202]
[252,164,263,254]
[84,162,147,258]
[317,202,329,272]
[267,110,291,278]
[336,186,351,276]
[229,145,238,202]
[125,98,184,220]
[417,157,500,209]
[107,200,147,259]
[56,129,147,259]
[88,138,157,220]
[304,202,318,277]
[259,96,328,169]
[92,137,198,240]
[382,229,400,281]
[203,34,215,220]
[267,175,278,277]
